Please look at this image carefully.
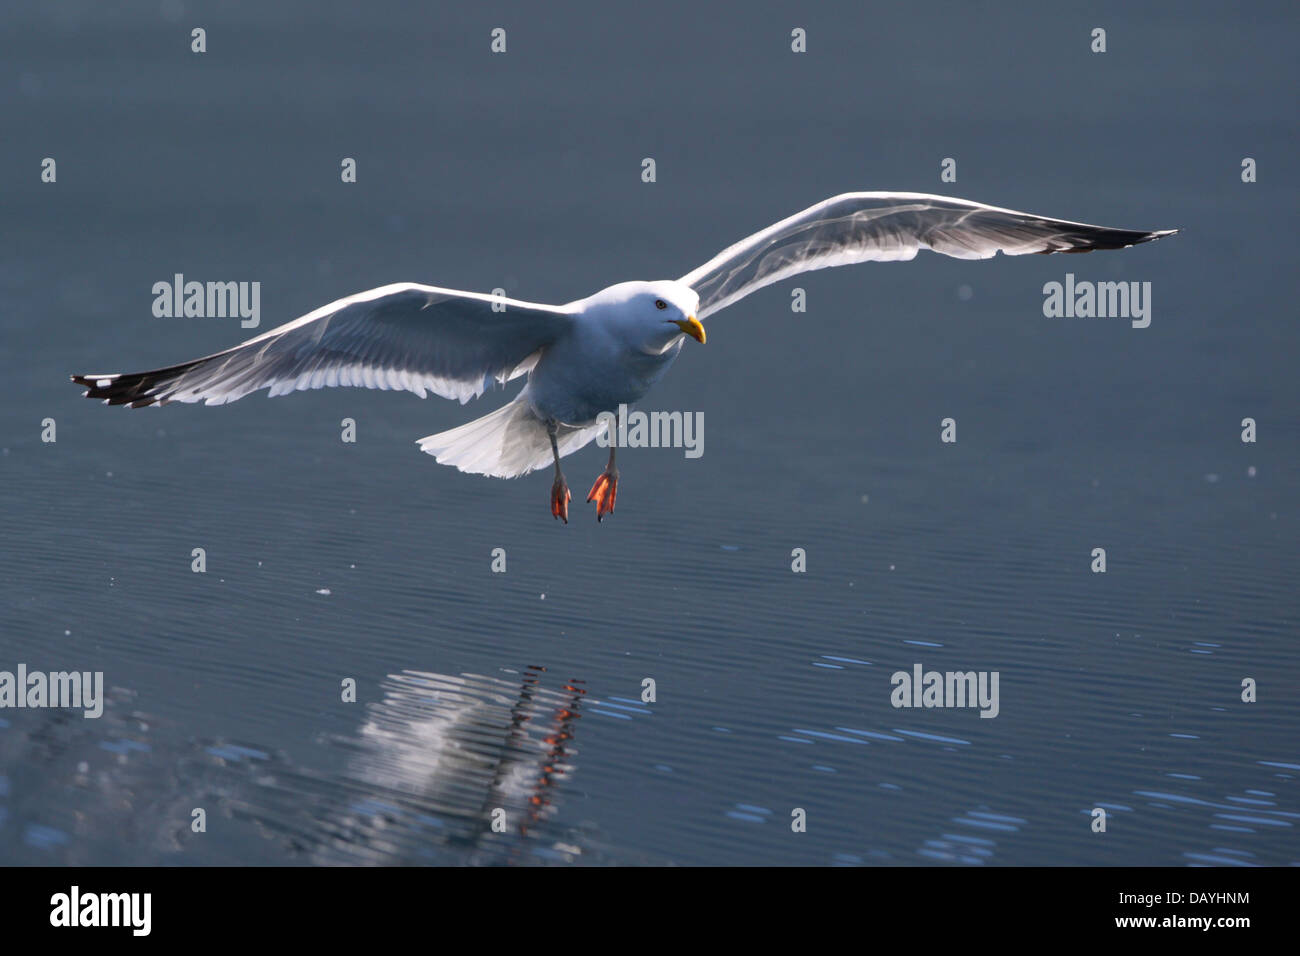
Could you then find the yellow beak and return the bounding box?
[673,315,706,344]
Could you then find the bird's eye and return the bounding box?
[654,299,667,310]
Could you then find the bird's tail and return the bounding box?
[416,394,607,478]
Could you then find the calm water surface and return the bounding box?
[1,1,1297,865]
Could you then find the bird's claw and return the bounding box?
[551,476,571,523]
[586,468,619,522]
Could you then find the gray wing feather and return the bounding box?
[678,192,1177,319]
[73,283,574,407]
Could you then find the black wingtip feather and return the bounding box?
[1033,226,1178,255]
[71,362,200,407]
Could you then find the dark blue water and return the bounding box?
[2,0,1297,865]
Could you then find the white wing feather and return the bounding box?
[74,283,574,407]
[679,192,1177,319]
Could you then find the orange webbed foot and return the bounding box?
[586,468,619,522]
[551,475,572,523]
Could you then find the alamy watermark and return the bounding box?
[1042,273,1151,328]
[891,663,1000,718]
[152,274,260,328]
[50,886,150,936]
[596,403,703,458]
[0,664,103,718]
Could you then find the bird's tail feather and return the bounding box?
[416,395,606,478]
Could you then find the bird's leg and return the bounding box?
[586,429,619,522]
[547,420,571,524]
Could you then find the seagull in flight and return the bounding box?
[73,192,1176,523]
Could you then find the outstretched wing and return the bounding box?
[678,192,1178,320]
[72,283,575,407]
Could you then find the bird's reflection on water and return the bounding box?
[0,667,595,865]
[245,666,589,864]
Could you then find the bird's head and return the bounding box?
[590,280,704,352]
[650,281,705,345]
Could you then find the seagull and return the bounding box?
[72,192,1176,523]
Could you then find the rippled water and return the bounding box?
[2,1,1298,865]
